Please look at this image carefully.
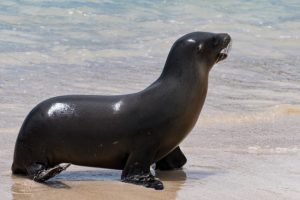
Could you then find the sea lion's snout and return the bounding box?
[216,33,232,63]
[221,33,231,46]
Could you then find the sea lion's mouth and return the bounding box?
[216,36,232,63]
[218,48,228,61]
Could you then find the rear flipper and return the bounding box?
[26,163,71,182]
[156,146,187,170]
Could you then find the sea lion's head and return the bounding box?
[167,32,232,72]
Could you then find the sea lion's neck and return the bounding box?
[156,56,209,135]
[155,55,209,116]
[158,54,209,90]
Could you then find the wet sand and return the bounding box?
[1,109,299,200]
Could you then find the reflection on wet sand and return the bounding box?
[11,168,188,200]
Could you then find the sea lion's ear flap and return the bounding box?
[197,44,203,53]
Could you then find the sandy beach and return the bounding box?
[0,1,299,199]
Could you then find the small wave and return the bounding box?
[201,104,300,125]
[0,128,18,134]
[247,146,299,154]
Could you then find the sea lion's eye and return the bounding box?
[212,37,219,46]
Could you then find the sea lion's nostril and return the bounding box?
[223,34,231,44]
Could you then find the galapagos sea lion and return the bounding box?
[12,32,231,190]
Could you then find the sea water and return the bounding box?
[0,1,299,199]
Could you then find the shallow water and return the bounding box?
[0,0,299,199]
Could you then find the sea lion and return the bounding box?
[12,32,231,190]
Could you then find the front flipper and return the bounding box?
[122,174,163,190]
[156,146,187,170]
[121,149,164,190]
[27,163,71,182]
